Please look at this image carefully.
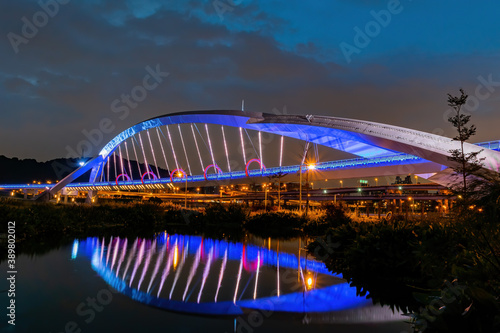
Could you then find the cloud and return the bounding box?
[0,0,498,161]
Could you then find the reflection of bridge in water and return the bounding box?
[75,234,378,315]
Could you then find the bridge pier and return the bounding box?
[85,191,97,204]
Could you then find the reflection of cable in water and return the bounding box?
[170,241,189,300]
[121,238,138,280]
[215,248,228,303]
[197,247,214,303]
[147,242,166,293]
[156,243,175,297]
[233,252,244,304]
[182,243,202,301]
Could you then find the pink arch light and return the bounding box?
[141,172,158,185]
[169,168,187,183]
[115,173,131,186]
[245,158,266,177]
[203,164,223,181]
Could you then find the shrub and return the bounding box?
[202,202,249,226]
[245,211,304,238]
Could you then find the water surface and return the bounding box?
[1,233,411,332]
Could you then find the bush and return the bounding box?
[202,202,249,226]
[308,219,470,312]
[245,211,304,237]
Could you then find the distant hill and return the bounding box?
[0,155,170,184]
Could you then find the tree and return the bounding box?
[446,89,485,198]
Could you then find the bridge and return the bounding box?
[2,110,500,202]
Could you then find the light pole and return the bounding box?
[265,188,268,210]
[184,174,188,208]
[278,182,281,211]
[375,178,378,186]
[340,180,343,188]
[176,170,188,208]
[408,197,414,214]
[299,164,302,213]
[306,163,315,217]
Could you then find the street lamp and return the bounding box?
[375,178,378,186]
[305,163,316,216]
[175,170,188,208]
[340,180,343,188]
[265,188,269,210]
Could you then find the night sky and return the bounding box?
[1,0,500,161]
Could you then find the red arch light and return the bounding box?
[169,168,187,183]
[245,159,266,177]
[203,164,223,181]
[141,172,158,185]
[115,173,131,186]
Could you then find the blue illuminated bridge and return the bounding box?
[2,110,500,199]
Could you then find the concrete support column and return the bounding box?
[86,190,97,204]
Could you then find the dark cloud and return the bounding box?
[0,0,498,161]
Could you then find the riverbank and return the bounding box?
[309,205,500,331]
[0,198,349,243]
